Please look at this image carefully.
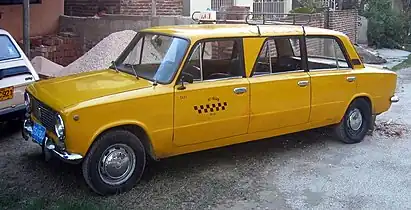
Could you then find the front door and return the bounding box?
[248,36,311,133]
[173,38,250,146]
[305,36,357,124]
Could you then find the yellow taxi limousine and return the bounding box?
[22,12,399,195]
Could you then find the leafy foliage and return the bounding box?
[290,0,325,13]
[363,0,410,48]
[290,7,317,14]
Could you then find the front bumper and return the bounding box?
[391,95,400,103]
[22,119,83,164]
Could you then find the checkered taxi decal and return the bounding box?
[194,102,228,114]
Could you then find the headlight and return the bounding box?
[55,114,65,140]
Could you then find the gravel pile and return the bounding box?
[56,30,137,77]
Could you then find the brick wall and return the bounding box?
[155,0,183,16]
[304,9,358,57]
[20,33,82,66]
[120,0,152,15]
[65,0,121,16]
[329,9,358,43]
[65,0,182,16]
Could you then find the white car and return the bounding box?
[0,29,39,121]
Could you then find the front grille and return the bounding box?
[30,95,57,133]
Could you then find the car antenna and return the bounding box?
[111,61,119,73]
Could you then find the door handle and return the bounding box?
[233,87,247,94]
[346,76,356,82]
[297,80,309,87]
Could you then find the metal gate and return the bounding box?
[211,0,234,11]
[253,0,287,19]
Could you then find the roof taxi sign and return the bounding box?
[192,10,217,23]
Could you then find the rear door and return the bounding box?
[248,36,311,133]
[306,36,357,125]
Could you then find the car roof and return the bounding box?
[0,29,11,36]
[141,24,347,40]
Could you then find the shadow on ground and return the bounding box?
[0,121,335,210]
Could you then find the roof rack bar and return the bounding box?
[192,11,312,25]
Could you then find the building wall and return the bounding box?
[65,0,183,16]
[329,9,358,43]
[120,0,153,15]
[59,15,193,53]
[155,0,183,15]
[53,8,358,66]
[0,0,64,40]
[65,0,121,16]
[183,0,211,16]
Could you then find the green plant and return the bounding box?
[290,7,317,14]
[363,0,410,48]
[290,0,322,14]
[391,54,411,71]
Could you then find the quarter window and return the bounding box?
[182,39,244,81]
[253,37,303,76]
[305,37,350,70]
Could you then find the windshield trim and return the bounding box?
[112,32,191,85]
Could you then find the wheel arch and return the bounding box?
[348,93,374,113]
[336,94,374,124]
[88,121,157,161]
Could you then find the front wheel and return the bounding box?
[334,98,372,144]
[82,130,146,195]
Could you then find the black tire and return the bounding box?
[334,98,372,144]
[82,129,146,195]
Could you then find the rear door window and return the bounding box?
[0,35,20,61]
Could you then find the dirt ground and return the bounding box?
[0,68,410,210]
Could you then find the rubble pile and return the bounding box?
[56,30,138,77]
[374,119,408,138]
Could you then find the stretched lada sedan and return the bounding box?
[22,17,398,195]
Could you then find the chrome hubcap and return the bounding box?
[98,144,136,185]
[348,108,363,131]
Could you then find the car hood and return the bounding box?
[28,69,152,110]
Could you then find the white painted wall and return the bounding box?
[285,0,292,13]
[189,0,212,15]
[234,0,253,11]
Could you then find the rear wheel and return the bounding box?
[82,130,146,195]
[334,98,372,144]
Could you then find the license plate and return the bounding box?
[32,122,46,145]
[0,86,14,101]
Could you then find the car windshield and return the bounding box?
[114,33,189,84]
[0,35,20,61]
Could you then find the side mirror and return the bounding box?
[177,73,194,90]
